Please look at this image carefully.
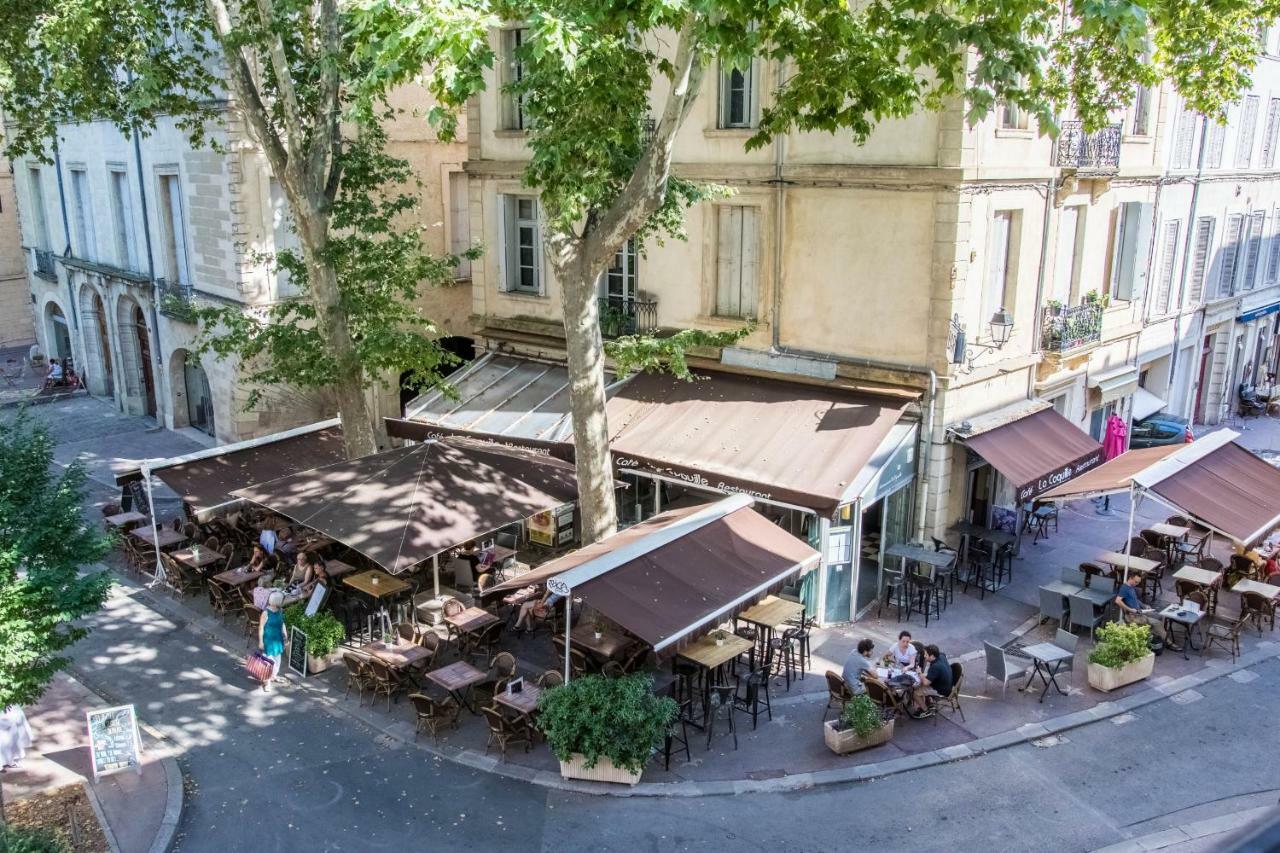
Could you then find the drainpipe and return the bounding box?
[131,84,163,378]
[1030,178,1056,358]
[1165,116,1210,416]
[51,135,81,333]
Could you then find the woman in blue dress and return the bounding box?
[257,590,287,691]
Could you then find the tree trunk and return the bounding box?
[299,227,378,459]
[558,254,617,544]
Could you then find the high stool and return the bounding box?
[734,625,758,671]
[704,685,737,751]
[769,629,799,691]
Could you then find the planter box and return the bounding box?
[823,718,895,755]
[1086,653,1154,692]
[307,652,339,675]
[558,753,642,785]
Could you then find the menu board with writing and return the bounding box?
[86,705,142,781]
[288,627,308,677]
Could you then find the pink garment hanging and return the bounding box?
[1103,413,1128,461]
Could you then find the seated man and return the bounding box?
[911,645,953,715]
[841,639,876,695]
[1114,574,1180,651]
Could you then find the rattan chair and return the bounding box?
[863,675,908,719]
[1203,616,1246,663]
[365,658,408,711]
[481,706,533,761]
[343,653,374,703]
[823,671,854,721]
[934,662,964,724]
[1242,591,1275,633]
[408,693,460,742]
[537,669,564,689]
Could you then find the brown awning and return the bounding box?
[505,495,820,652]
[231,438,580,574]
[606,371,912,513]
[960,407,1104,503]
[114,422,348,517]
[1141,441,1280,546]
[1040,445,1186,501]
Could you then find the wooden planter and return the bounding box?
[1086,653,1154,692]
[823,718,895,755]
[307,652,338,675]
[558,753,643,785]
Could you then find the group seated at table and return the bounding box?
[839,630,954,718]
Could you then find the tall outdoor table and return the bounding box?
[344,570,411,642]
[570,624,632,661]
[172,546,223,575]
[104,511,148,531]
[677,634,754,727]
[736,595,804,662]
[426,661,488,713]
[1172,566,1224,612]
[1020,642,1074,702]
[130,527,187,550]
[950,521,1016,548]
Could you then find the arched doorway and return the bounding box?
[43,302,73,362]
[170,349,215,437]
[114,295,157,417]
[78,285,113,397]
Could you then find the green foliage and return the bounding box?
[1088,621,1152,669]
[605,326,754,379]
[0,411,112,708]
[159,292,198,324]
[282,603,345,658]
[194,127,462,409]
[537,673,677,775]
[0,824,66,853]
[839,694,888,738]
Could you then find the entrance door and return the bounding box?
[94,298,113,396]
[1195,335,1211,422]
[133,306,156,417]
[823,521,854,624]
[184,360,215,436]
[967,465,995,526]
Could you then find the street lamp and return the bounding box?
[950,307,1015,372]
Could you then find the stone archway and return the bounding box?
[169,348,215,437]
[78,284,114,397]
[43,301,73,361]
[114,295,156,417]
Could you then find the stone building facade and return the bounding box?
[0,154,34,349]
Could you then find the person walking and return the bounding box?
[258,590,287,692]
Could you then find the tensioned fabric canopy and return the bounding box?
[497,495,820,652]
[959,407,1104,503]
[1039,445,1186,502]
[114,419,347,518]
[231,438,580,574]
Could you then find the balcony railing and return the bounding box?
[32,248,56,280]
[598,295,658,338]
[157,278,198,321]
[1052,121,1122,171]
[1041,302,1103,353]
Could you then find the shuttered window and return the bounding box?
[1241,211,1266,290]
[1173,108,1197,169]
[715,206,760,319]
[1218,214,1245,297]
[1110,202,1152,301]
[1236,96,1260,168]
[983,211,1014,323]
[1051,206,1082,305]
[1154,220,1180,314]
[1205,121,1227,169]
[1261,98,1280,169]
[1267,213,1280,286]
[448,172,471,279]
[1187,217,1215,303]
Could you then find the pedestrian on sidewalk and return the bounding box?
[0,705,33,769]
[258,590,287,692]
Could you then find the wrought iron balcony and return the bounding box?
[1052,121,1122,171]
[157,278,198,321]
[598,294,658,338]
[32,248,56,280]
[1041,302,1103,353]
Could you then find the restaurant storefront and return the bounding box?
[401,353,926,625]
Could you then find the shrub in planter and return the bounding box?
[0,825,65,853]
[538,673,677,783]
[1087,621,1155,691]
[823,694,894,754]
[283,604,346,671]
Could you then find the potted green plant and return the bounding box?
[823,694,895,754]
[538,673,677,785]
[1084,289,1100,304]
[1046,298,1063,316]
[590,614,605,641]
[1087,621,1154,691]
[283,604,346,674]
[710,628,730,647]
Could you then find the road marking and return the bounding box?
[1112,713,1137,725]
[1228,669,1259,684]
[1031,735,1068,748]
[1170,689,1203,705]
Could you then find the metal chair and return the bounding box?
[1039,586,1068,627]
[982,641,1029,695]
[1069,594,1108,640]
[733,666,773,729]
[663,692,692,770]
[1052,629,1078,685]
[704,685,737,751]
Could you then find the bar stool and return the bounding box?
[768,628,799,691]
[733,624,758,671]
[704,685,737,751]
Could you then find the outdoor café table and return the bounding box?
[445,606,500,640]
[571,624,632,661]
[1149,523,1190,540]
[323,559,359,580]
[1095,551,1161,577]
[1232,578,1280,600]
[172,546,222,574]
[1158,603,1205,660]
[425,660,488,713]
[104,510,147,531]
[1020,642,1075,702]
[212,568,264,587]
[494,682,541,719]
[950,521,1016,549]
[130,526,186,550]
[344,570,411,642]
[1074,587,1114,608]
[736,595,805,651]
[677,634,754,726]
[1173,565,1224,612]
[366,640,431,684]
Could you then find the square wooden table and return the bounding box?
[737,596,805,630]
[172,547,222,572]
[212,568,264,587]
[1095,550,1161,575]
[130,527,187,550]
[571,625,632,659]
[104,511,148,529]
[678,634,754,671]
[366,640,432,669]
[343,569,410,599]
[1149,523,1190,539]
[444,607,500,635]
[324,559,359,579]
[425,661,488,712]
[1173,566,1223,587]
[494,682,541,716]
[1231,579,1280,600]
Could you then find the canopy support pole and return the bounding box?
[563,597,572,682]
[143,463,166,588]
[1122,481,1137,586]
[432,554,440,599]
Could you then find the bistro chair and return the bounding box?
[663,694,692,770]
[1069,594,1108,640]
[468,621,506,664]
[1174,579,1201,602]
[1140,529,1165,550]
[823,671,854,721]
[1196,556,1225,575]
[409,693,460,742]
[934,663,964,724]
[164,553,203,597]
[1052,629,1078,686]
[982,641,1029,695]
[704,685,737,751]
[768,628,800,690]
[207,582,232,619]
[862,675,907,720]
[878,567,909,620]
[366,658,408,711]
[1079,562,1111,590]
[1241,591,1276,634]
[481,706,533,761]
[601,661,625,678]
[1126,536,1149,556]
[343,654,374,704]
[1165,515,1190,527]
[790,618,813,679]
[1229,554,1259,586]
[620,644,650,675]
[733,666,773,729]
[1038,587,1068,628]
[1203,616,1247,663]
[537,670,564,689]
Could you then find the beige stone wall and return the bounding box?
[0,156,34,347]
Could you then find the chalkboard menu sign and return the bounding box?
[86,705,142,781]
[288,627,308,677]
